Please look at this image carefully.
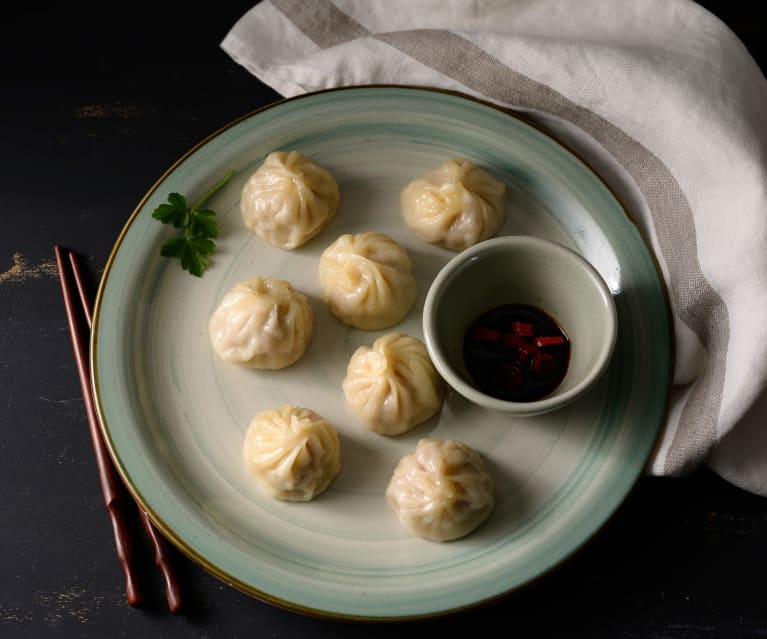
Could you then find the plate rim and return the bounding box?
[90,84,675,621]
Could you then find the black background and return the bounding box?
[2,2,765,637]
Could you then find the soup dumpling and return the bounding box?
[386,438,495,541]
[319,232,417,330]
[242,405,341,501]
[208,276,313,369]
[401,158,506,251]
[343,332,445,435]
[241,150,340,249]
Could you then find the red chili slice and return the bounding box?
[501,334,538,367]
[510,321,535,336]
[534,336,566,348]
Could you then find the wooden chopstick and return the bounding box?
[54,245,182,614]
[65,249,183,613]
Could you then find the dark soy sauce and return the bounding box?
[463,303,570,402]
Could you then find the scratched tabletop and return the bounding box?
[2,3,766,637]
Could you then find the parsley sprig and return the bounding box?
[151,169,233,277]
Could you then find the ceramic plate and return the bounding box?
[92,86,671,620]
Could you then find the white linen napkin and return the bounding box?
[221,0,767,496]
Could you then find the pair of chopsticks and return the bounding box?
[54,245,182,614]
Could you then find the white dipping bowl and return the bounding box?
[423,235,617,416]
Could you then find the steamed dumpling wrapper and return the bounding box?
[319,231,417,329]
[401,157,506,251]
[241,150,340,249]
[208,275,313,369]
[386,438,495,541]
[242,405,341,501]
[343,332,445,435]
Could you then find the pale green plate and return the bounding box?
[92,86,671,620]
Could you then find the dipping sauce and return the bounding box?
[463,304,570,402]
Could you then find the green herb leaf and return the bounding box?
[159,236,187,258]
[187,235,216,256]
[152,193,188,227]
[180,243,208,278]
[151,169,233,277]
[188,208,219,239]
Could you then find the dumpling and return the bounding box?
[240,150,340,249]
[401,158,506,251]
[343,333,445,435]
[242,405,341,501]
[319,232,417,330]
[208,276,313,369]
[386,438,495,541]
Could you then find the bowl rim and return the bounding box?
[422,235,618,415]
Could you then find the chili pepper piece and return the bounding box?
[510,321,535,336]
[534,336,566,348]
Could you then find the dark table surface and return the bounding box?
[2,2,766,637]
